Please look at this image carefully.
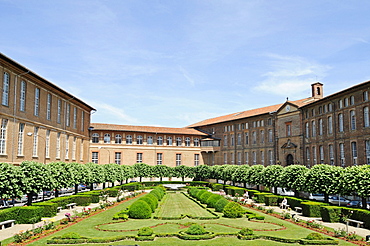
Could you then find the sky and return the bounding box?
[1,0,370,128]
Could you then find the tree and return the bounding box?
[343,165,370,209]
[120,165,134,184]
[222,165,238,185]
[0,163,24,201]
[20,161,52,205]
[260,165,283,194]
[279,165,308,197]
[245,165,265,190]
[231,165,250,188]
[104,163,121,187]
[152,165,171,181]
[193,165,211,181]
[212,165,228,184]
[173,165,194,182]
[69,162,92,194]
[49,162,75,197]
[133,163,151,182]
[85,162,106,189]
[305,164,345,203]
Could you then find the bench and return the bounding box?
[294,207,302,213]
[346,219,364,228]
[280,203,290,209]
[66,203,76,209]
[0,219,15,230]
[57,206,62,212]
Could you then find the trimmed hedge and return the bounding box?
[223,201,245,218]
[210,183,223,191]
[248,190,261,198]
[214,197,229,212]
[105,188,120,197]
[49,196,75,208]
[128,200,152,219]
[320,206,342,223]
[17,206,43,224]
[254,192,271,204]
[0,207,19,223]
[139,194,158,212]
[81,191,100,203]
[301,201,328,217]
[206,194,224,208]
[342,207,370,229]
[72,195,92,206]
[264,195,279,206]
[33,202,58,217]
[286,197,304,209]
[199,191,213,204]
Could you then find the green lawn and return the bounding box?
[1,191,355,246]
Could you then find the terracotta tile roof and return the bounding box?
[91,123,208,136]
[187,97,317,128]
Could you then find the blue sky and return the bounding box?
[1,1,370,127]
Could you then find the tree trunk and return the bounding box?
[160,177,163,182]
[182,177,185,182]
[74,184,78,195]
[90,183,94,191]
[55,190,59,198]
[324,193,329,203]
[256,185,260,191]
[26,193,33,206]
[274,187,278,194]
[140,177,142,182]
[243,182,247,188]
[362,197,367,209]
[103,183,106,189]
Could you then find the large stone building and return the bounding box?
[0,53,95,165]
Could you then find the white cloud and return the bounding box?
[91,102,139,125]
[253,54,331,98]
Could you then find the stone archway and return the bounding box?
[286,154,294,166]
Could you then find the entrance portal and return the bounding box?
[286,154,294,166]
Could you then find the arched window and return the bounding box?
[338,113,344,132]
[126,135,132,144]
[317,87,321,95]
[185,137,191,146]
[350,95,355,105]
[194,138,199,147]
[364,107,369,127]
[305,122,310,138]
[137,135,143,145]
[147,136,153,145]
[92,133,99,143]
[328,116,333,134]
[167,136,172,146]
[104,134,110,143]
[115,134,122,144]
[176,137,182,146]
[157,136,163,145]
[318,119,323,135]
[311,120,316,137]
[350,110,356,130]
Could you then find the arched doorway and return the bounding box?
[286,154,294,166]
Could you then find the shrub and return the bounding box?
[81,192,100,203]
[223,201,244,218]
[17,206,43,224]
[239,228,253,236]
[105,188,120,197]
[138,227,154,236]
[128,200,152,219]
[139,194,158,212]
[60,232,83,239]
[32,202,58,217]
[301,201,328,217]
[254,193,271,203]
[320,206,342,223]
[49,196,74,208]
[0,207,19,223]
[264,195,279,206]
[206,194,223,208]
[248,190,260,198]
[72,195,92,206]
[306,232,324,240]
[195,189,207,200]
[214,197,229,212]
[286,197,304,209]
[199,191,213,204]
[210,183,223,191]
[185,224,207,235]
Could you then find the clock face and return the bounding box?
[286,105,291,112]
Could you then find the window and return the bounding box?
[268,129,273,142]
[269,150,273,165]
[230,135,234,146]
[72,137,76,160]
[319,145,324,163]
[56,132,61,159]
[34,88,40,116]
[0,119,7,155]
[185,137,191,146]
[344,98,348,107]
[157,136,163,145]
[252,151,256,165]
[237,152,241,165]
[176,153,181,166]
[2,72,9,106]
[17,123,24,156]
[260,130,264,143]
[364,107,370,127]
[312,120,316,137]
[147,136,153,145]
[319,106,322,114]
[237,133,241,145]
[57,99,62,124]
[351,142,357,165]
[267,118,272,125]
[286,122,291,137]
[305,122,310,138]
[224,135,228,146]
[366,140,370,165]
[137,135,143,145]
[73,107,77,128]
[46,130,50,158]
[81,111,84,131]
[137,153,143,163]
[350,95,355,105]
[260,120,264,127]
[257,121,260,127]
[306,147,310,166]
[46,94,52,120]
[194,154,200,166]
[245,122,249,129]
[312,146,317,164]
[323,104,327,113]
[339,99,343,109]
[252,131,256,144]
[20,81,26,111]
[245,132,249,145]
[245,152,249,164]
[167,136,172,146]
[350,110,356,130]
[328,116,333,134]
[338,113,344,132]
[339,143,345,166]
[104,134,111,143]
[126,135,132,144]
[176,137,182,146]
[329,144,334,165]
[157,153,163,165]
[32,127,38,157]
[364,91,369,101]
[80,139,84,161]
[92,133,99,143]
[224,153,227,164]
[65,135,69,159]
[261,151,264,165]
[231,152,234,164]
[194,138,199,147]
[66,103,70,127]
[115,134,122,144]
[318,119,323,135]
[328,103,333,112]
[92,152,98,164]
[115,152,121,164]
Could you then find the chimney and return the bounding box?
[311,82,323,99]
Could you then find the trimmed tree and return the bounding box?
[278,164,308,197]
[260,165,283,194]
[343,165,370,209]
